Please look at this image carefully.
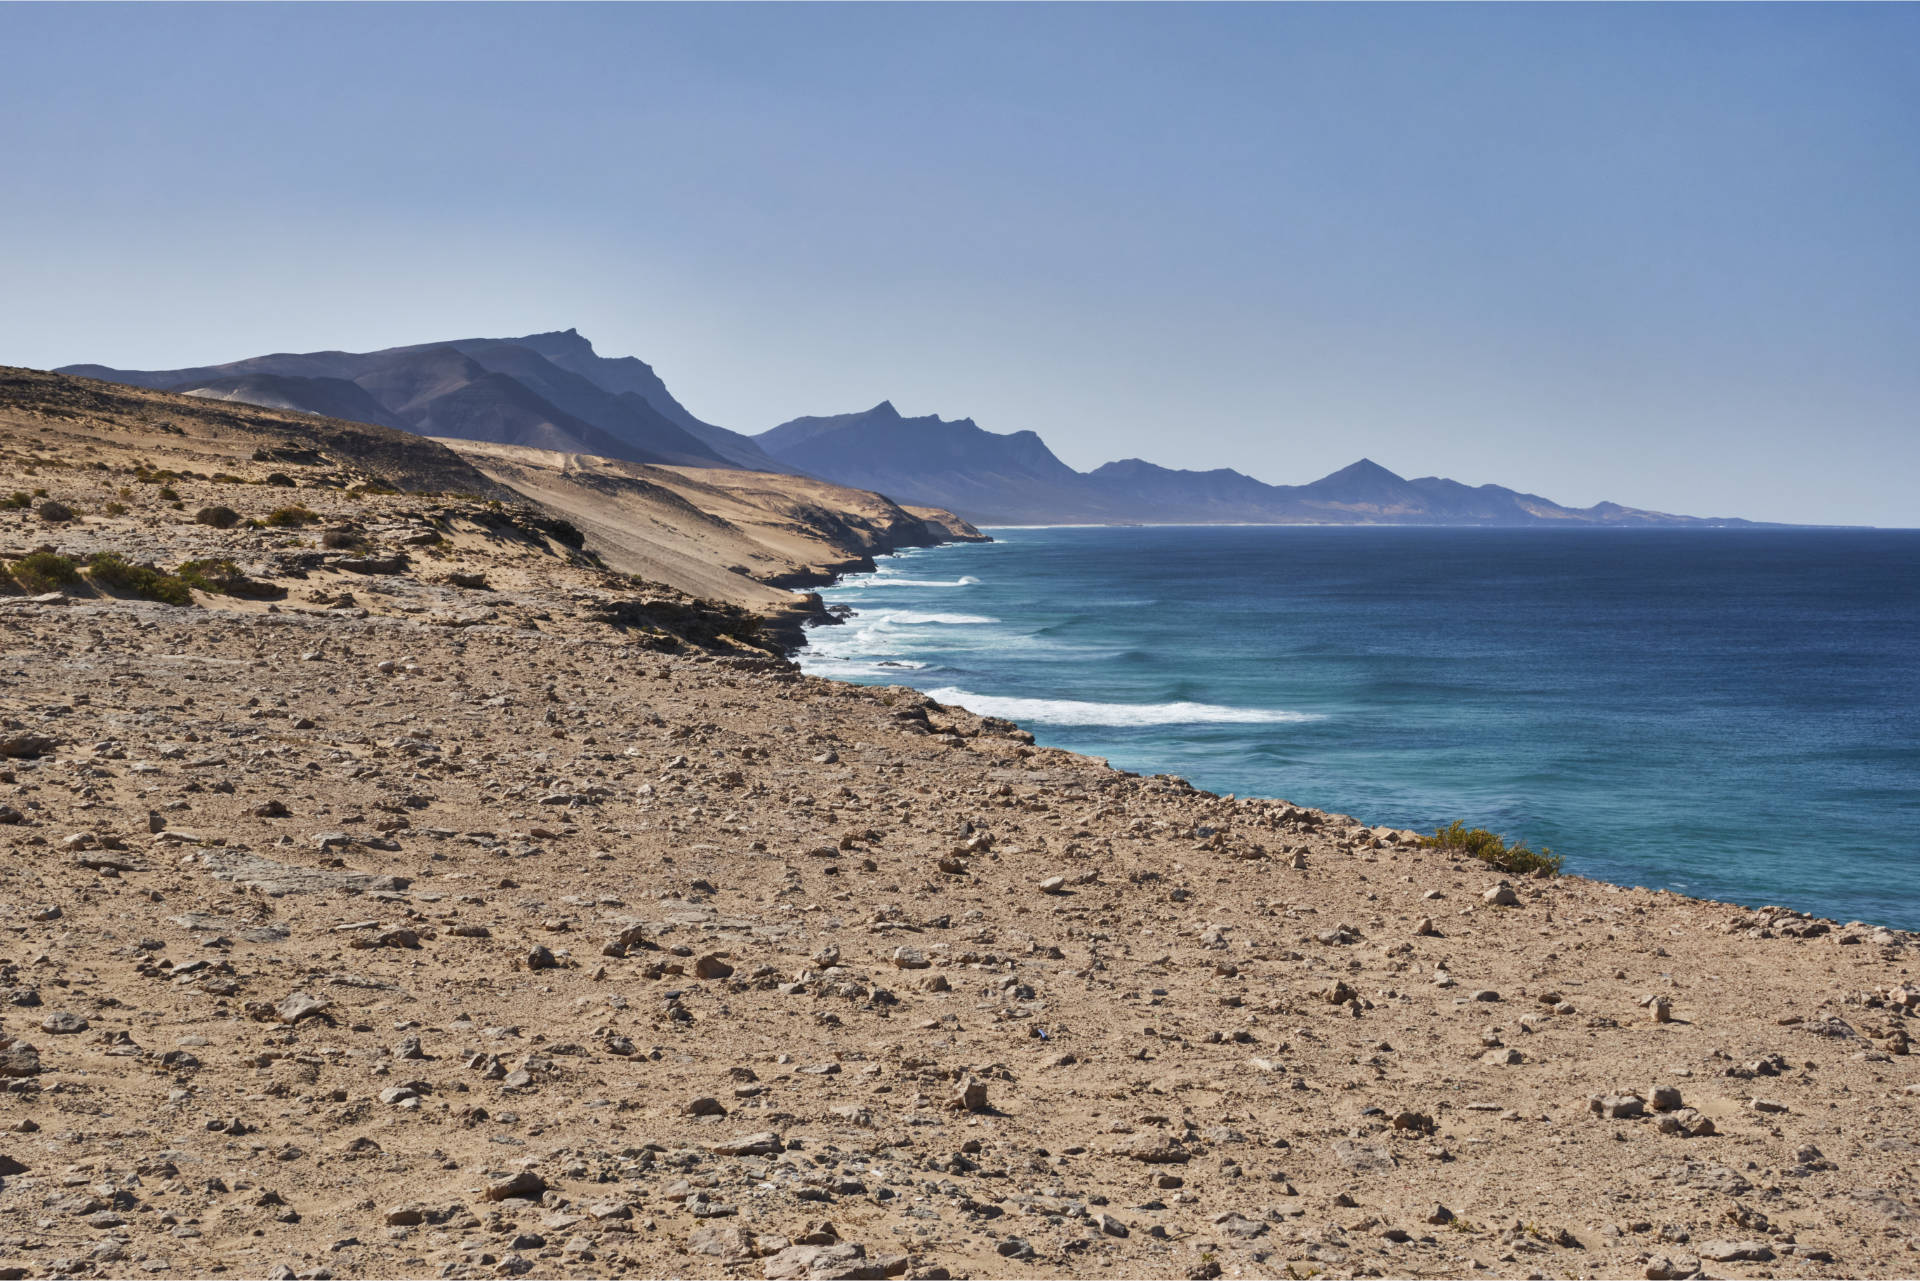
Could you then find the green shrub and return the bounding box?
[157,485,180,501]
[0,492,28,510]
[85,554,194,606]
[9,552,80,593]
[175,558,277,599]
[265,505,317,527]
[103,501,129,516]
[1423,821,1562,877]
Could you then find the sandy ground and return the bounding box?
[0,369,1916,1281]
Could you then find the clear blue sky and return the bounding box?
[3,4,1915,525]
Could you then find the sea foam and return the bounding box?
[922,687,1322,727]
[884,612,999,625]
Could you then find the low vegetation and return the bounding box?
[85,554,194,606]
[175,558,276,599]
[1424,820,1563,877]
[265,505,318,527]
[8,552,80,594]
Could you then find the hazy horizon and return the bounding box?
[3,4,1916,525]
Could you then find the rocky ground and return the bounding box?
[1,370,1918,1280]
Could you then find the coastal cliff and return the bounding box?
[0,367,1916,1280]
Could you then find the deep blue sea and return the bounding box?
[798,527,1920,930]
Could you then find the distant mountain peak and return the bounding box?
[869,399,899,418]
[1327,457,1404,481]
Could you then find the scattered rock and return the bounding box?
[484,1170,547,1202]
[275,992,329,1025]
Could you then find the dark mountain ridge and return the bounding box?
[61,330,787,472]
[759,410,1771,527]
[59,330,1774,526]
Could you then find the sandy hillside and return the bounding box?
[442,442,984,608]
[0,368,1916,1281]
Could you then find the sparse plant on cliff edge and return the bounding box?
[1424,820,1562,877]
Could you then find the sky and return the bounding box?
[2,4,1916,526]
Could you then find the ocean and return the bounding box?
[798,526,1920,930]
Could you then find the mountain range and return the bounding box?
[62,329,786,473]
[63,331,1764,527]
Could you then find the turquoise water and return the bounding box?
[799,526,1920,930]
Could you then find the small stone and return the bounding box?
[525,945,558,971]
[694,953,734,980]
[40,1011,88,1035]
[1650,996,1673,1023]
[710,1131,782,1157]
[890,946,930,970]
[276,992,329,1025]
[1096,1212,1129,1238]
[954,1078,989,1113]
[1750,1097,1788,1114]
[1118,1133,1191,1164]
[1649,1085,1683,1111]
[685,1097,727,1117]
[1589,1092,1646,1119]
[1483,882,1520,907]
[687,1225,755,1262]
[1039,876,1067,895]
[484,1170,547,1202]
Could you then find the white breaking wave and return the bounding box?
[923,687,1323,727]
[885,612,998,625]
[838,575,980,588]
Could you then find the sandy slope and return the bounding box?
[441,443,982,610]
